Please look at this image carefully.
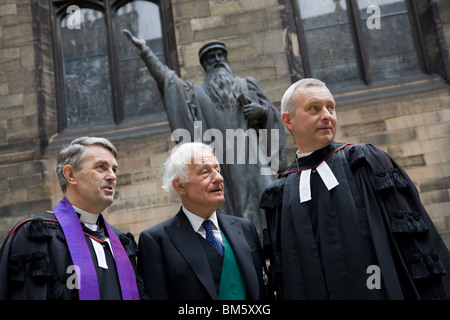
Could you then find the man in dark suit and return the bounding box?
[138,142,267,300]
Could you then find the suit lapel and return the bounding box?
[165,210,218,299]
[218,215,259,299]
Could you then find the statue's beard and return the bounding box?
[203,64,241,110]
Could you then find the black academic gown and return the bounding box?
[261,141,450,300]
[0,211,142,300]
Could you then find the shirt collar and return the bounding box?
[72,205,100,225]
[296,149,314,158]
[182,206,220,232]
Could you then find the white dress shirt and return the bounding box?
[182,206,224,244]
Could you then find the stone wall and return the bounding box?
[0,0,53,237]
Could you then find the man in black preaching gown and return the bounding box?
[0,137,142,300]
[260,78,450,299]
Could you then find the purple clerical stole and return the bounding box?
[52,198,140,300]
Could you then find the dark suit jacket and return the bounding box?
[138,208,266,300]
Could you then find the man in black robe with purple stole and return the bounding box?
[260,78,450,300]
[0,137,142,300]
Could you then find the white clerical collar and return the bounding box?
[72,205,111,269]
[72,206,100,225]
[298,161,340,203]
[182,206,220,232]
[296,150,314,158]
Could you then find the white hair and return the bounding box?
[160,142,215,200]
[280,78,327,115]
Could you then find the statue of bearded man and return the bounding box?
[123,30,286,232]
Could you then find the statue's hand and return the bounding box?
[243,102,268,119]
[239,93,267,119]
[122,29,147,51]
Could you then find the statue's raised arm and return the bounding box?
[122,29,173,92]
[122,29,148,51]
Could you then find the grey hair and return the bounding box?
[56,136,118,193]
[280,78,327,115]
[161,142,215,200]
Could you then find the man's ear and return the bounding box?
[172,178,186,195]
[62,165,77,186]
[281,112,294,132]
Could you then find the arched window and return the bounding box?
[116,1,165,120]
[287,0,432,92]
[60,8,114,128]
[53,0,177,132]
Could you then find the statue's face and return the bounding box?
[202,49,229,73]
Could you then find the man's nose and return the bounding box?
[106,168,117,182]
[212,169,223,183]
[320,106,331,119]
